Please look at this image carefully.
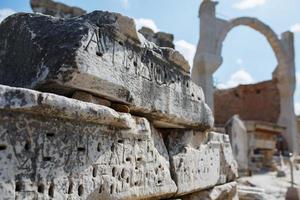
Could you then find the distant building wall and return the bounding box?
[214,80,281,125]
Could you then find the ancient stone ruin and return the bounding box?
[0,4,238,200]
[191,1,300,198]
[192,0,298,155]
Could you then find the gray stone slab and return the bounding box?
[0,12,213,129]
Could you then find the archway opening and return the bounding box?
[213,26,282,128]
[214,26,277,89]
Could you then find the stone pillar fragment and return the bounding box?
[225,115,249,173]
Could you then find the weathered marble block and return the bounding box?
[0,85,177,199]
[164,130,238,196]
[0,11,213,130]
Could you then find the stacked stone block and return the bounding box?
[0,11,238,199]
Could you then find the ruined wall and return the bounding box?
[0,10,238,200]
[214,80,281,126]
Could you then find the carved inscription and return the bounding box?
[84,28,192,89]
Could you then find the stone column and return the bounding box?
[192,54,222,109]
[275,31,299,154]
[192,0,224,109]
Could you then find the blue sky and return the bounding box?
[0,0,300,114]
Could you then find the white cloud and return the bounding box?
[174,40,196,67]
[217,69,255,89]
[233,0,268,10]
[134,18,159,32]
[0,8,15,23]
[295,103,300,115]
[291,23,300,33]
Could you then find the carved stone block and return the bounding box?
[0,11,213,129]
[0,85,177,199]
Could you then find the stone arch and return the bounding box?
[193,0,298,153]
[216,17,287,68]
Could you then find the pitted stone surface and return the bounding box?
[0,12,213,130]
[0,86,177,200]
[164,131,238,196]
